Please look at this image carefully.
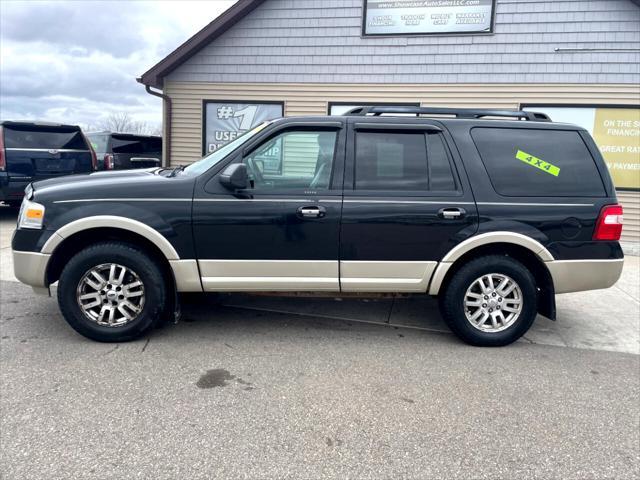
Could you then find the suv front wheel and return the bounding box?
[57,242,167,342]
[440,255,537,347]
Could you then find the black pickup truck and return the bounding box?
[87,132,162,170]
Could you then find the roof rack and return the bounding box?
[343,106,551,122]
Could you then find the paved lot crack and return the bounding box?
[222,302,450,334]
[385,297,396,324]
[613,284,640,304]
[521,335,536,345]
[102,344,119,356]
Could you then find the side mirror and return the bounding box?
[219,163,248,190]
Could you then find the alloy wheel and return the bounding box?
[463,273,523,333]
[76,263,145,327]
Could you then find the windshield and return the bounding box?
[182,122,271,176]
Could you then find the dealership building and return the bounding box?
[139,0,640,245]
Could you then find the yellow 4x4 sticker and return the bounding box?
[515,150,560,177]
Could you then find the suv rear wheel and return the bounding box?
[57,242,167,342]
[440,255,537,346]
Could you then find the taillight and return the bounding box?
[104,154,114,170]
[0,126,5,171]
[593,204,623,241]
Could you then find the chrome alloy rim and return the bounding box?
[76,263,145,327]
[463,273,523,333]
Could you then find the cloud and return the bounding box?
[0,0,235,129]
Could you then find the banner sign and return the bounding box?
[203,101,283,154]
[363,0,495,36]
[592,108,640,190]
[523,106,640,190]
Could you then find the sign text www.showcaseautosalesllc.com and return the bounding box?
[364,0,494,35]
[203,102,283,154]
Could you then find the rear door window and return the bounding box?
[354,131,457,192]
[3,126,88,150]
[471,127,606,197]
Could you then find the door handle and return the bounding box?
[438,207,466,220]
[297,205,326,218]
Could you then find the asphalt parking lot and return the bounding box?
[1,206,639,479]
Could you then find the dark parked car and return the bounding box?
[87,132,162,170]
[0,121,96,207]
[12,106,624,346]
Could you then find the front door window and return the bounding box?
[244,130,337,191]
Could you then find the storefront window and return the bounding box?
[202,101,283,155]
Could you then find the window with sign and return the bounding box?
[202,101,283,155]
[522,105,640,191]
[243,130,337,191]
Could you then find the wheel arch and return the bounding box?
[429,234,556,320]
[45,225,176,287]
[42,215,180,260]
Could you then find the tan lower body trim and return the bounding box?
[430,258,625,295]
[427,262,452,295]
[12,250,50,288]
[198,260,339,291]
[340,261,437,292]
[546,259,624,294]
[169,260,202,292]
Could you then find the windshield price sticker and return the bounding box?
[515,150,560,177]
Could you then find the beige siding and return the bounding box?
[163,81,639,247]
[164,81,640,165]
[282,133,320,177]
[619,191,640,246]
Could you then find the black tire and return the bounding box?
[57,242,168,342]
[440,255,537,347]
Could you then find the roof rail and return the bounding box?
[343,106,551,122]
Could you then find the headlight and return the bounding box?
[18,199,45,229]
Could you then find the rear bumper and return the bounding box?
[0,174,29,202]
[12,250,50,288]
[547,258,624,294]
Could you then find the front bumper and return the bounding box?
[547,258,624,294]
[12,250,50,290]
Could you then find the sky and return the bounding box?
[0,0,236,130]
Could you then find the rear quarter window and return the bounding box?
[470,127,606,197]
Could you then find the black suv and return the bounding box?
[11,107,624,346]
[87,132,162,170]
[0,121,96,207]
